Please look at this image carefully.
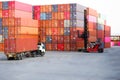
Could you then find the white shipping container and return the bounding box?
[64,20,70,27]
[98,18,104,25]
[0,35,3,43]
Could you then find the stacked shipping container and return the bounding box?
[33,4,111,51]
[104,25,111,48]
[0,1,38,54]
[87,8,98,42]
[97,14,105,42]
[0,1,111,52]
[33,4,86,51]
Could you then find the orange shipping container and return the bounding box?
[88,36,97,42]
[0,2,2,9]
[46,44,52,51]
[52,12,58,19]
[18,27,38,35]
[76,40,84,49]
[58,28,64,35]
[105,42,111,48]
[87,8,98,17]
[46,28,52,35]
[0,10,2,17]
[0,43,4,52]
[58,12,64,20]
[20,18,38,27]
[51,20,58,27]
[64,43,70,51]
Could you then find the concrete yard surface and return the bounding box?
[0,46,120,80]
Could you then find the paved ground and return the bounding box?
[0,46,120,80]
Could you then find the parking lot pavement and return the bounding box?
[0,46,120,80]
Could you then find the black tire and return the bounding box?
[40,52,45,57]
[31,52,37,57]
[98,49,103,53]
[16,54,22,60]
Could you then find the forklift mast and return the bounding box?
[84,10,88,51]
[77,10,89,51]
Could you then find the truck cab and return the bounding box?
[37,42,45,56]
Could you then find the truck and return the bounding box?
[6,42,45,60]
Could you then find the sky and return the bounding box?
[0,0,119,35]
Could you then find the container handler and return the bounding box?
[77,10,104,53]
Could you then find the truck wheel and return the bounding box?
[31,52,37,57]
[40,52,45,57]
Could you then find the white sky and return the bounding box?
[0,0,119,35]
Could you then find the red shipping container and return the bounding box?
[34,12,40,20]
[57,44,64,51]
[64,43,70,51]
[64,12,70,19]
[70,35,77,43]
[52,36,57,43]
[58,20,64,27]
[64,36,70,43]
[70,44,76,51]
[52,28,58,35]
[51,44,57,51]
[58,36,64,43]
[2,10,9,17]
[34,6,40,12]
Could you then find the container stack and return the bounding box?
[33,4,86,51]
[111,36,120,46]
[1,1,38,53]
[104,25,111,48]
[87,8,98,42]
[97,14,105,42]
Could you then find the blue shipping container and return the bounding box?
[52,5,58,12]
[40,13,47,20]
[0,18,2,27]
[46,12,52,20]
[3,27,8,39]
[0,27,2,34]
[2,2,9,10]
[46,36,52,43]
[64,28,70,35]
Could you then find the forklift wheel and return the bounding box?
[98,49,103,53]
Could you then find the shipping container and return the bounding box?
[70,3,86,12]
[0,43,4,51]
